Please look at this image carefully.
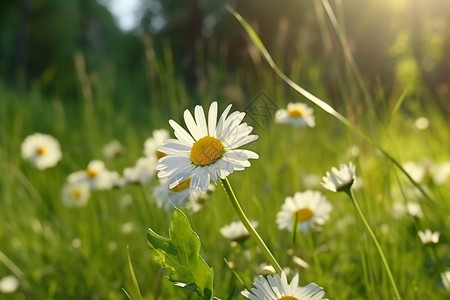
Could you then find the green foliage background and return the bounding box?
[0,0,449,299]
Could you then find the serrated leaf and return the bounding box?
[147,208,213,299]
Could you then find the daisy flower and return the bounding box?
[67,160,116,190]
[418,229,440,245]
[21,133,62,169]
[321,162,356,192]
[277,190,332,232]
[152,177,196,210]
[0,275,19,294]
[220,220,259,242]
[241,271,327,300]
[406,202,423,218]
[275,102,315,128]
[102,139,125,159]
[144,129,170,159]
[429,161,450,185]
[403,161,426,183]
[61,182,91,207]
[123,156,157,184]
[156,101,258,191]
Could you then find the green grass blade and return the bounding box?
[127,246,143,300]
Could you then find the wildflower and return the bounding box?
[156,101,258,191]
[418,229,440,245]
[0,275,19,294]
[68,160,116,190]
[292,255,310,270]
[144,129,170,159]
[277,190,332,233]
[430,162,450,185]
[275,102,315,128]
[20,133,62,169]
[321,162,356,192]
[406,202,423,218]
[152,178,195,210]
[61,182,91,207]
[123,156,157,184]
[121,222,135,234]
[220,220,259,242]
[403,161,426,183]
[102,139,125,159]
[259,265,277,276]
[403,159,450,185]
[414,117,429,130]
[442,270,450,291]
[241,271,327,300]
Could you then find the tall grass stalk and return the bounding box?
[345,188,402,300]
[220,177,282,274]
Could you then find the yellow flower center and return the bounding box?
[36,146,47,156]
[170,177,192,192]
[279,296,300,300]
[288,107,305,118]
[86,168,99,178]
[190,136,224,166]
[292,208,314,223]
[156,150,167,159]
[70,188,82,199]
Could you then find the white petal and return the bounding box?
[194,105,208,137]
[169,119,195,145]
[208,101,218,137]
[184,109,202,141]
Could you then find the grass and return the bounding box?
[1,13,450,300]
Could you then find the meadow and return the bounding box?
[1,8,450,300]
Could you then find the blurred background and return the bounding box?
[1,0,449,115]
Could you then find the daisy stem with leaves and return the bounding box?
[221,177,283,274]
[344,187,402,300]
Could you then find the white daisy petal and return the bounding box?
[194,105,208,137]
[184,109,202,141]
[208,101,218,137]
[169,119,195,145]
[242,271,327,300]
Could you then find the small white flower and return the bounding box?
[68,160,116,190]
[123,156,157,184]
[152,178,198,210]
[442,270,450,291]
[430,162,450,185]
[102,139,125,159]
[121,222,135,234]
[292,256,310,270]
[21,133,62,169]
[277,190,332,233]
[220,220,258,242]
[414,117,429,130]
[403,161,426,183]
[321,162,356,192]
[241,271,328,300]
[418,229,440,245]
[144,129,170,159]
[275,102,315,128]
[0,275,19,294]
[61,182,91,207]
[156,101,258,192]
[406,202,423,218]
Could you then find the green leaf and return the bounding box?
[147,208,213,300]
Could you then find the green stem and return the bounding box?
[345,189,402,300]
[220,177,282,274]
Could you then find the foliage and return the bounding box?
[148,209,214,299]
